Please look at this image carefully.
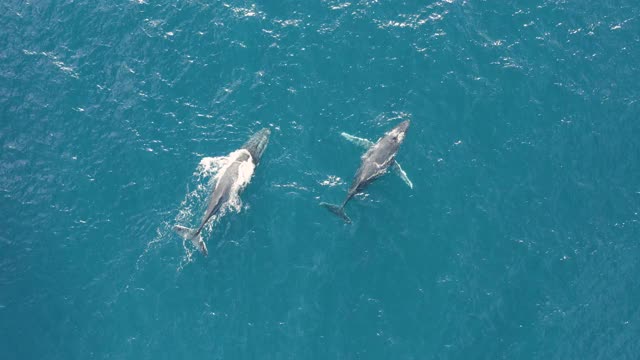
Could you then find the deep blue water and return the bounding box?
[2,0,640,359]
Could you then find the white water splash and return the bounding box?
[217,149,256,214]
[319,175,344,187]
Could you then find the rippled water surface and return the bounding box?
[2,0,640,359]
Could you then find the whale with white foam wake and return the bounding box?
[174,128,271,255]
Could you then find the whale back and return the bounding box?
[350,121,410,193]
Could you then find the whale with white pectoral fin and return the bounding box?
[320,120,412,223]
[174,128,271,256]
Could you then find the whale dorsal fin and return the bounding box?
[340,132,413,189]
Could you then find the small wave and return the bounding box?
[226,4,266,20]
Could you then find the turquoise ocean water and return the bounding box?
[2,1,640,358]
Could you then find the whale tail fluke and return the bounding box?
[320,202,352,224]
[174,225,208,256]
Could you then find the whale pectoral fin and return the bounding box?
[392,161,413,189]
[340,132,375,149]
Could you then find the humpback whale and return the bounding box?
[175,128,271,255]
[320,120,411,223]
